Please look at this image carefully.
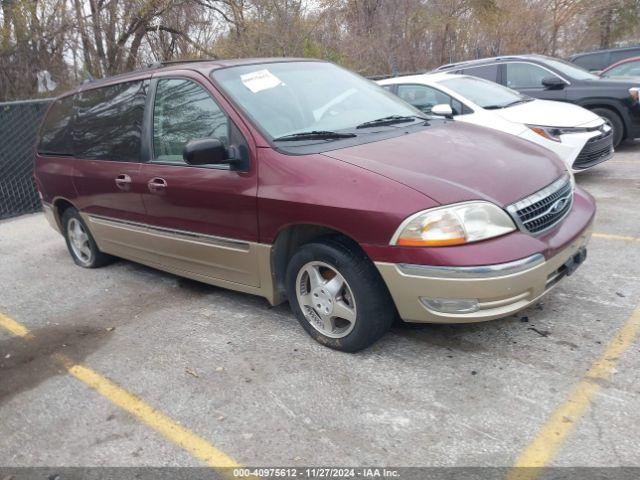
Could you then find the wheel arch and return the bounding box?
[270,223,369,302]
[51,197,78,232]
[580,102,627,139]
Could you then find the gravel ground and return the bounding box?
[0,141,639,472]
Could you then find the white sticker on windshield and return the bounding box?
[240,69,283,93]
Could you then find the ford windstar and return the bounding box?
[35,59,595,352]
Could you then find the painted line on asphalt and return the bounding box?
[506,303,640,479]
[0,312,247,478]
[593,232,640,242]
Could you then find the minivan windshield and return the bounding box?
[211,61,424,140]
[439,76,530,109]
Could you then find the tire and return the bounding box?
[285,237,396,352]
[592,107,624,148]
[61,208,114,268]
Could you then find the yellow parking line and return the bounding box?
[593,232,640,242]
[0,312,244,477]
[507,304,640,480]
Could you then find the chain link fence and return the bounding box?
[0,99,52,220]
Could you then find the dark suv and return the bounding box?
[569,45,640,72]
[434,54,640,147]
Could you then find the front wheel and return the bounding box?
[285,237,396,352]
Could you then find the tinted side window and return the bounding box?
[72,80,147,162]
[396,84,451,114]
[505,63,552,88]
[609,49,640,64]
[461,64,499,82]
[38,96,74,155]
[152,78,229,164]
[573,53,606,71]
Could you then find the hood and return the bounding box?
[601,75,640,82]
[322,122,566,207]
[586,77,640,88]
[495,99,603,128]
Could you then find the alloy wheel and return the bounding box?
[67,218,92,265]
[295,261,357,339]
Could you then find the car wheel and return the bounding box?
[62,208,114,268]
[592,108,624,148]
[285,237,396,352]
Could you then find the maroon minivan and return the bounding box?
[35,59,595,352]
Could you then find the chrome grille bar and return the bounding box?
[506,175,574,235]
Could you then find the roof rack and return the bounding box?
[159,58,218,66]
[437,55,533,70]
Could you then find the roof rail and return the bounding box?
[159,58,218,66]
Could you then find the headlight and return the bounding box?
[630,87,639,105]
[527,124,601,142]
[527,125,563,142]
[391,201,516,247]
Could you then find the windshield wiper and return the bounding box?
[273,130,357,142]
[504,98,535,107]
[485,98,534,110]
[356,115,426,129]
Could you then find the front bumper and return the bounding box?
[519,123,612,173]
[376,222,592,323]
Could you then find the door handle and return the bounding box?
[115,174,132,191]
[147,177,167,194]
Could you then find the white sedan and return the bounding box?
[378,73,614,173]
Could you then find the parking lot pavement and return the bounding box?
[1,143,639,472]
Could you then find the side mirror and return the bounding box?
[541,76,567,90]
[183,138,250,171]
[183,138,227,165]
[431,104,454,119]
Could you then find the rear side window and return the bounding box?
[152,78,229,164]
[461,64,499,82]
[38,96,74,155]
[72,80,147,162]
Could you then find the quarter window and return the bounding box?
[505,63,554,89]
[72,80,147,162]
[38,96,74,156]
[461,64,499,82]
[152,78,228,164]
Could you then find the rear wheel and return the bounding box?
[592,107,624,148]
[62,208,114,268]
[285,237,396,352]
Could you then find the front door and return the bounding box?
[139,72,260,286]
[503,62,568,101]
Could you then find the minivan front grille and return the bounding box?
[506,176,573,235]
[572,128,614,170]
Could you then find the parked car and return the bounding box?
[434,54,640,147]
[35,59,595,352]
[601,56,640,79]
[378,72,613,173]
[569,45,640,72]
